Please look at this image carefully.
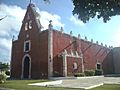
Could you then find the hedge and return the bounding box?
[74,73,85,77]
[84,70,95,76]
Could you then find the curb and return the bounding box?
[50,76,104,80]
[77,76,104,79]
[81,83,104,90]
[28,80,62,86]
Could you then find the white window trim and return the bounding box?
[29,20,32,29]
[24,40,31,52]
[96,63,101,70]
[25,22,28,31]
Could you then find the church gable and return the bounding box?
[18,4,42,40]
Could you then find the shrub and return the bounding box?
[68,73,74,77]
[95,69,103,76]
[53,71,62,77]
[0,73,7,84]
[84,70,95,76]
[5,70,10,76]
[74,73,85,77]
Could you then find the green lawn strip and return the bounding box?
[0,80,46,90]
[90,84,120,90]
[0,80,81,90]
[1,80,120,90]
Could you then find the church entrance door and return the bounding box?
[23,56,30,79]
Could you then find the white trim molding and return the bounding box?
[48,28,53,78]
[29,20,32,29]
[62,50,67,77]
[62,49,84,76]
[25,22,28,31]
[24,40,31,52]
[21,54,31,79]
[96,62,101,70]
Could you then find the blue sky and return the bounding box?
[0,0,120,62]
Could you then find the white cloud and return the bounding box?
[0,4,26,62]
[36,9,64,30]
[0,4,64,62]
[112,28,120,47]
[70,15,85,26]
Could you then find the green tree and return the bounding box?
[0,62,10,72]
[72,0,120,23]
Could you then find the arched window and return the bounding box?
[29,20,32,29]
[25,22,28,30]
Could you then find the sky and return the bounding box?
[0,0,120,63]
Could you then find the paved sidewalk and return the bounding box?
[29,76,120,89]
[54,76,120,89]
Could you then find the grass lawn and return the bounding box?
[90,84,120,90]
[0,80,81,90]
[0,80,120,90]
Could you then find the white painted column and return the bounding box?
[10,39,13,78]
[21,57,24,79]
[28,60,31,79]
[63,50,67,77]
[48,28,53,78]
[81,53,84,73]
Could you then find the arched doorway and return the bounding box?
[23,56,30,79]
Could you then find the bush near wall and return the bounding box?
[53,71,63,77]
[0,73,7,84]
[84,70,95,76]
[74,73,85,77]
[95,69,103,76]
[74,70,103,77]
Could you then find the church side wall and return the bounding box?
[81,40,112,74]
[52,30,112,76]
[52,30,82,76]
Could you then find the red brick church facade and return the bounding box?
[10,4,113,79]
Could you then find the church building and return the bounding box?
[11,4,116,79]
